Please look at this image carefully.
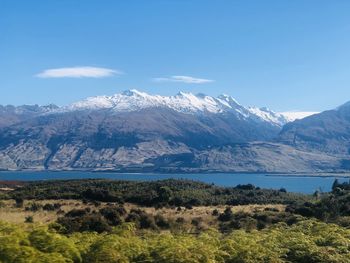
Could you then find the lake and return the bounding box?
[0,171,349,194]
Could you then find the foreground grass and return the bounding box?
[1,219,350,263]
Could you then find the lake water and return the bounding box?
[1,171,349,194]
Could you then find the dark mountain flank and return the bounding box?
[278,102,350,156]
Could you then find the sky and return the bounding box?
[1,0,350,112]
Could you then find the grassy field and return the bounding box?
[0,198,285,226]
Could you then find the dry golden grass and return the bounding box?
[0,199,285,226]
[127,204,286,229]
[0,199,90,224]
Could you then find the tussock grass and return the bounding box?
[0,199,285,225]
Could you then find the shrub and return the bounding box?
[25,216,34,223]
[218,207,233,222]
[99,206,124,226]
[14,197,24,208]
[154,214,170,229]
[43,203,61,211]
[25,202,42,212]
[212,209,219,216]
[57,210,111,234]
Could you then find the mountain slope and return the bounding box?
[0,90,347,173]
[278,102,350,155]
[0,104,58,128]
[0,104,284,170]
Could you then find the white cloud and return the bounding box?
[153,75,213,84]
[36,66,122,78]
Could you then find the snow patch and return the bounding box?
[279,112,319,122]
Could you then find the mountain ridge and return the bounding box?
[0,90,318,126]
[0,90,344,173]
[62,89,289,127]
[1,89,317,126]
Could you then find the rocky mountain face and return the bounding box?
[0,90,348,173]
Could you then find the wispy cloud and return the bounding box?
[35,66,122,78]
[153,75,214,84]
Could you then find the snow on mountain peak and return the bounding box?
[218,94,239,103]
[122,89,149,97]
[64,89,290,126]
[248,106,288,126]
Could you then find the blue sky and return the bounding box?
[1,0,350,111]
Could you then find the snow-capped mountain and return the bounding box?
[1,91,348,173]
[64,89,289,127]
[0,89,315,131]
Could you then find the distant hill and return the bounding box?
[0,104,58,128]
[278,101,350,156]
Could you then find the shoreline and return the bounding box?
[0,170,350,178]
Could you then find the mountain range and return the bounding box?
[1,89,348,173]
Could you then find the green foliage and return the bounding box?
[85,234,148,263]
[1,220,350,263]
[2,179,350,262]
[28,228,82,262]
[57,210,112,234]
[3,179,311,207]
[219,209,303,232]
[0,221,79,263]
[221,230,284,262]
[287,179,350,225]
[148,232,224,263]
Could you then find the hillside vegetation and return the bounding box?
[1,220,350,263]
[1,179,350,262]
[1,179,309,206]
